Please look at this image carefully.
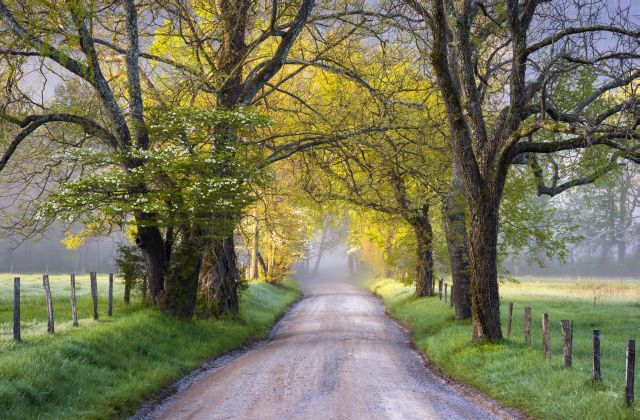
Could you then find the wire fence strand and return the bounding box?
[502,301,639,400]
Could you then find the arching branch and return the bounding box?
[529,154,621,197]
[0,1,90,79]
[240,0,315,103]
[0,113,117,172]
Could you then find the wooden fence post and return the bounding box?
[593,330,601,381]
[43,274,54,333]
[542,313,550,359]
[90,272,98,320]
[571,320,574,350]
[13,277,20,342]
[626,339,635,407]
[444,283,448,302]
[561,320,572,367]
[524,307,531,345]
[438,279,443,300]
[70,274,78,327]
[507,303,513,338]
[108,273,114,317]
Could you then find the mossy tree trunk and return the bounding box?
[198,235,240,316]
[467,192,503,340]
[443,165,472,320]
[411,204,434,298]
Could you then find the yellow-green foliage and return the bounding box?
[371,277,640,419]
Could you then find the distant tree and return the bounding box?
[115,244,146,304]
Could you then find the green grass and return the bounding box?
[0,277,300,419]
[370,276,640,419]
[0,274,141,346]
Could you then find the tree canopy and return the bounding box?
[0,0,638,339]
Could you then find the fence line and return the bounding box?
[3,273,119,342]
[500,301,638,405]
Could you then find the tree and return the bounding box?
[239,161,315,283]
[0,0,172,307]
[402,0,640,340]
[115,244,146,304]
[276,40,443,296]
[146,0,315,314]
[552,164,640,275]
[255,22,474,312]
[442,163,472,319]
[39,107,262,316]
[301,137,441,297]
[0,1,277,316]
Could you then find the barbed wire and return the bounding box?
[499,302,638,397]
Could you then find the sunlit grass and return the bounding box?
[0,277,300,419]
[0,273,140,346]
[371,276,640,419]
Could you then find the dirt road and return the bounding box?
[146,277,511,419]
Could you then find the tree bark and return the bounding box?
[163,236,202,318]
[467,195,503,340]
[135,222,165,306]
[124,277,131,305]
[412,204,434,297]
[443,165,472,319]
[250,224,259,279]
[191,0,249,317]
[617,181,629,264]
[258,251,268,275]
[196,0,313,313]
[198,235,240,316]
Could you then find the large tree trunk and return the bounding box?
[135,222,165,306]
[198,235,240,316]
[468,196,503,341]
[427,0,504,341]
[443,165,472,320]
[412,204,434,297]
[193,0,249,317]
[164,237,202,317]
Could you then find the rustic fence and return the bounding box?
[9,272,116,342]
[503,302,637,408]
[436,278,637,408]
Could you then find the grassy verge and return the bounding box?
[1,274,138,346]
[370,277,640,420]
[0,278,300,419]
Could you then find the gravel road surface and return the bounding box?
[147,277,512,420]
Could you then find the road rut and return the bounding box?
[146,278,511,419]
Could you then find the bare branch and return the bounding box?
[525,26,640,57]
[0,113,117,172]
[240,0,315,103]
[0,1,89,78]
